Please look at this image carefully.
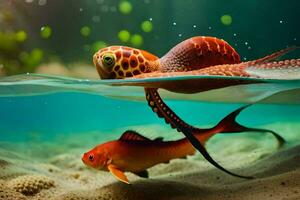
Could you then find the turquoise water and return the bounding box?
[1,1,300,199]
[0,74,300,143]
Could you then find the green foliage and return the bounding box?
[0,31,44,75]
[15,31,27,42]
[92,41,107,52]
[220,15,232,26]
[141,21,153,33]
[19,49,44,69]
[118,1,132,15]
[80,26,91,37]
[40,26,52,39]
[0,31,18,52]
[118,30,131,42]
[130,34,143,47]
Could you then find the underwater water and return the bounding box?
[1,0,300,199]
[1,74,300,199]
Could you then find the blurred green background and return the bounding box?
[0,0,299,77]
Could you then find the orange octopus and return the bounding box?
[92,36,298,178]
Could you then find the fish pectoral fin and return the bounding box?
[134,170,149,178]
[107,164,130,184]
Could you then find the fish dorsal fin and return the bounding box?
[119,130,151,142]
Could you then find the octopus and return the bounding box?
[92,36,299,179]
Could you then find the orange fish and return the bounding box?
[82,106,284,184]
[92,36,296,179]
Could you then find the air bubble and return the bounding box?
[178,33,182,37]
[233,33,237,37]
[244,42,248,45]
[101,5,109,12]
[173,22,177,26]
[193,25,197,28]
[92,16,100,23]
[38,0,47,6]
[279,20,283,24]
[110,7,117,12]
[96,0,104,4]
[208,26,212,30]
[149,18,153,21]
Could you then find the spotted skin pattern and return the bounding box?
[93,36,297,179]
[94,46,160,79]
[94,36,297,83]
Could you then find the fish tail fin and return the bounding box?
[201,105,285,147]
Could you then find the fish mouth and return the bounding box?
[81,153,90,166]
[81,154,104,170]
[81,157,87,165]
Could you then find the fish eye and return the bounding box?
[102,53,115,67]
[88,154,94,161]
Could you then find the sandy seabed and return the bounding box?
[0,122,300,200]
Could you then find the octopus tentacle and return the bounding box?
[197,59,300,78]
[133,47,299,79]
[93,37,295,179]
[134,59,300,79]
[145,88,253,179]
[145,88,286,178]
[145,88,200,132]
[246,46,298,65]
[145,88,285,146]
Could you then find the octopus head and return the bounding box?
[93,46,159,79]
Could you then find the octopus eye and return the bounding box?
[88,154,94,161]
[102,53,115,67]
